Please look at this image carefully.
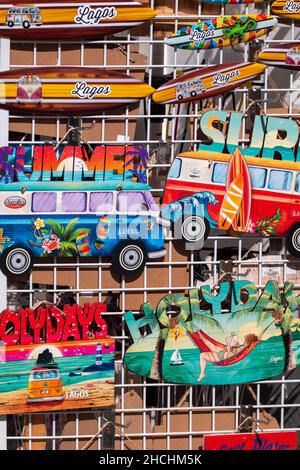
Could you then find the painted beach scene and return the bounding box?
[0,339,115,414]
[125,306,300,385]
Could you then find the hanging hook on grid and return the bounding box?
[80,418,142,451]
[236,404,273,434]
[54,120,96,152]
[106,35,136,63]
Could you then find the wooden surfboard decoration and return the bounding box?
[256,43,300,69]
[152,62,266,105]
[219,148,252,232]
[165,14,277,50]
[0,67,155,115]
[271,1,300,21]
[0,1,157,41]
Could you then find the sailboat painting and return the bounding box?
[170,349,184,366]
[124,281,300,385]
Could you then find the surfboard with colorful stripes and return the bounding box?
[0,1,157,40]
[165,14,277,50]
[0,67,155,115]
[152,62,266,105]
[271,1,300,20]
[256,43,300,69]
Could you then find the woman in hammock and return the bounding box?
[197,333,259,382]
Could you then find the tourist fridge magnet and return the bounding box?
[124,280,300,385]
[271,1,300,21]
[160,147,300,258]
[0,301,115,414]
[0,1,157,41]
[0,67,155,115]
[152,62,266,105]
[0,180,166,280]
[256,43,300,69]
[165,14,277,50]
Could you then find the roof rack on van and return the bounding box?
[0,181,151,192]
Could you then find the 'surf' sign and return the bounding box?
[0,144,149,184]
[197,110,300,161]
[0,302,115,415]
[124,280,300,385]
[203,431,298,450]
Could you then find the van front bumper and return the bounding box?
[148,248,167,259]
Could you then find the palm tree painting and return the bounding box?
[125,146,149,183]
[227,283,296,375]
[43,218,91,257]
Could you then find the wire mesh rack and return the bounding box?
[0,0,299,451]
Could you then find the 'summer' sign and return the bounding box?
[124,280,300,385]
[0,145,149,184]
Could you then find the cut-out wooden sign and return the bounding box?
[165,14,277,50]
[0,67,155,115]
[152,62,266,105]
[161,147,300,258]
[0,1,157,41]
[124,280,300,385]
[0,302,115,414]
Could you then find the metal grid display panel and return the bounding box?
[1,0,299,450]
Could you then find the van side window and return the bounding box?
[248,167,267,188]
[32,192,57,212]
[212,163,228,184]
[295,173,300,192]
[62,192,87,212]
[168,158,182,179]
[268,170,292,191]
[90,192,113,212]
[117,192,148,212]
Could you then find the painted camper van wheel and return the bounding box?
[287,224,300,258]
[23,21,30,29]
[7,21,14,28]
[181,216,209,244]
[0,246,33,279]
[113,242,146,277]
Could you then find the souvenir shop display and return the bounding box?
[0,67,155,115]
[0,1,157,41]
[152,62,266,105]
[165,14,277,50]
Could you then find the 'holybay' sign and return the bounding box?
[124,280,300,385]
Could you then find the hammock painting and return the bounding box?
[189,329,260,367]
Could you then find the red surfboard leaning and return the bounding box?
[0,67,156,115]
[0,1,157,41]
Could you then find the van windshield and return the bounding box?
[168,158,182,179]
[33,370,59,380]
